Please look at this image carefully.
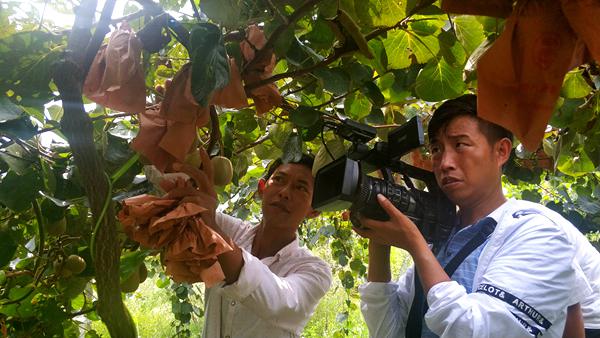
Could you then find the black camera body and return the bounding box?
[312,117,455,245]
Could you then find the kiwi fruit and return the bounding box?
[211,156,233,186]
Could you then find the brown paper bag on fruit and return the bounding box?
[118,177,233,286]
[477,0,584,151]
[83,22,146,114]
[442,0,514,18]
[561,0,600,62]
[211,58,248,109]
[240,25,282,116]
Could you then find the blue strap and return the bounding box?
[405,217,497,338]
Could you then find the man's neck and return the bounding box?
[251,220,297,259]
[459,190,507,227]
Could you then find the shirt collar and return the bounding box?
[273,236,300,259]
[249,226,300,261]
[487,198,514,223]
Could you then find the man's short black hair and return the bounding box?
[264,154,315,180]
[427,94,513,145]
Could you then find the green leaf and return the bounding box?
[119,249,151,280]
[557,146,596,177]
[356,38,388,75]
[290,106,322,128]
[340,270,354,289]
[453,16,485,55]
[354,0,406,27]
[0,226,17,268]
[287,37,323,67]
[344,62,374,86]
[313,137,347,176]
[233,109,258,133]
[303,18,336,51]
[301,119,325,142]
[366,108,385,125]
[384,28,440,69]
[189,23,230,107]
[521,190,541,203]
[0,116,37,140]
[0,169,43,212]
[344,91,372,120]
[199,0,243,28]
[0,31,64,109]
[550,98,586,129]
[438,29,467,67]
[0,143,34,175]
[0,96,22,121]
[223,120,235,158]
[381,66,422,103]
[255,140,283,160]
[409,17,444,36]
[282,132,303,164]
[414,58,466,102]
[561,70,593,99]
[41,198,66,222]
[361,82,385,108]
[313,67,351,96]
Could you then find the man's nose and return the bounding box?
[278,183,292,199]
[438,150,456,171]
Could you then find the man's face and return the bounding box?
[260,163,318,229]
[429,116,506,209]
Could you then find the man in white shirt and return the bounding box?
[352,94,592,338]
[175,153,332,338]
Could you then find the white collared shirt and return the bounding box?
[359,199,592,338]
[202,213,332,338]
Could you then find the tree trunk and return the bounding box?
[52,0,137,336]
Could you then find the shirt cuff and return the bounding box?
[220,248,262,300]
[426,280,467,309]
[569,260,593,305]
[359,282,399,302]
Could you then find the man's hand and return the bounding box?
[162,148,245,285]
[352,194,428,254]
[161,147,219,229]
[353,194,450,292]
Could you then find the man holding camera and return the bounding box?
[173,152,331,338]
[354,94,595,338]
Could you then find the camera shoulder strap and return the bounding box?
[405,217,497,338]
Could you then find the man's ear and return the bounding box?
[257,178,266,198]
[496,137,512,167]
[305,208,320,219]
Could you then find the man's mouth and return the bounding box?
[441,176,461,187]
[271,201,290,213]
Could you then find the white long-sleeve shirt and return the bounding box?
[359,199,591,338]
[202,213,332,338]
[531,201,600,329]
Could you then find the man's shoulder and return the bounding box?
[489,199,575,248]
[500,199,571,228]
[284,245,331,275]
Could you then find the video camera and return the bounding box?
[311,117,455,245]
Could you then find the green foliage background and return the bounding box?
[0,0,599,336]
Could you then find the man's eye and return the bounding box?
[430,146,440,154]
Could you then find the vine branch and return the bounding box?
[243,0,322,74]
